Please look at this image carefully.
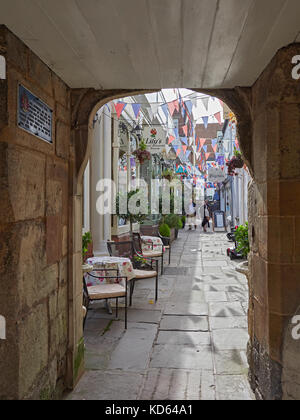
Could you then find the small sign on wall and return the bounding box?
[213,211,226,231]
[18,84,53,144]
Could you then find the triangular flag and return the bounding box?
[181,137,188,145]
[203,145,208,153]
[165,145,171,155]
[182,125,188,137]
[114,102,127,119]
[150,103,160,117]
[161,104,169,120]
[214,112,222,125]
[213,145,218,153]
[189,137,194,146]
[168,101,176,116]
[206,153,211,160]
[173,127,179,139]
[182,146,187,154]
[168,135,175,145]
[202,97,209,111]
[202,116,209,129]
[176,148,181,157]
[132,103,141,119]
[212,138,218,148]
[173,99,180,113]
[200,138,206,148]
[185,100,193,115]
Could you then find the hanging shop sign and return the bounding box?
[18,84,53,144]
[143,127,166,154]
[208,167,226,183]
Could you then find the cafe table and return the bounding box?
[141,235,165,253]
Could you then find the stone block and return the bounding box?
[6,29,28,74]
[46,215,63,265]
[253,300,269,351]
[279,103,300,179]
[268,263,300,316]
[46,180,63,216]
[267,216,295,263]
[55,120,70,160]
[279,181,300,217]
[295,217,300,263]
[250,254,268,307]
[28,51,52,96]
[18,303,49,398]
[52,73,69,108]
[0,145,46,223]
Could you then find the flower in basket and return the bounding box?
[133,139,151,164]
[226,148,244,176]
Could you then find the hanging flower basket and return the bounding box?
[133,139,151,165]
[226,150,244,176]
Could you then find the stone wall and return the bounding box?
[0,26,74,399]
[247,44,300,400]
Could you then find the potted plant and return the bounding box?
[162,168,175,182]
[159,223,171,238]
[133,139,151,165]
[82,231,92,263]
[116,189,149,233]
[235,222,249,259]
[226,148,244,176]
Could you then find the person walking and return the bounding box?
[187,199,197,230]
[201,200,211,232]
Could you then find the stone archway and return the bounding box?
[70,43,300,399]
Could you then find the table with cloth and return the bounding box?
[85,256,135,287]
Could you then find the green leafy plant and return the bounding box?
[82,232,92,261]
[164,214,182,230]
[116,189,149,232]
[162,168,175,182]
[133,140,151,164]
[235,222,250,258]
[159,223,171,238]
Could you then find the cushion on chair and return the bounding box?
[87,284,126,300]
[143,251,163,258]
[164,246,170,249]
[133,269,157,279]
[82,306,87,317]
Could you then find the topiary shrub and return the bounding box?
[177,219,183,229]
[164,214,180,229]
[159,223,171,238]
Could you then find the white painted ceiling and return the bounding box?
[1,0,300,89]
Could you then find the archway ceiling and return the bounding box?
[1,0,300,90]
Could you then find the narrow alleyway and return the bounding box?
[67,230,254,401]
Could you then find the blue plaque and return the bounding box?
[18,84,53,144]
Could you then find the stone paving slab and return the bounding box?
[117,308,162,324]
[209,302,246,317]
[214,350,249,375]
[157,330,210,346]
[108,323,158,372]
[150,345,213,370]
[212,328,249,350]
[216,375,254,400]
[160,315,209,331]
[204,291,228,302]
[66,370,144,400]
[139,368,216,400]
[163,302,209,316]
[210,316,248,330]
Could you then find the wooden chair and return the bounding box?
[83,268,128,329]
[107,241,159,305]
[132,232,165,275]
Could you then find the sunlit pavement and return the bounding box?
[67,229,254,401]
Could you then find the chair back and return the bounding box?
[107,241,133,259]
[132,232,143,254]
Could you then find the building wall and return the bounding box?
[0,26,73,399]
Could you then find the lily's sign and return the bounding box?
[143,127,166,154]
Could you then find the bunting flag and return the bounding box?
[205,153,211,160]
[181,137,188,145]
[132,103,141,119]
[212,138,218,148]
[213,145,218,153]
[114,102,127,118]
[185,100,193,116]
[173,127,179,139]
[189,137,194,146]
[176,148,181,157]
[182,125,188,137]
[202,116,209,129]
[150,103,160,118]
[182,146,187,154]
[192,146,197,153]
[168,135,175,144]
[200,138,206,148]
[165,145,171,155]
[214,112,222,125]
[173,99,180,113]
[202,145,208,153]
[202,97,209,111]
[161,103,169,120]
[168,101,176,116]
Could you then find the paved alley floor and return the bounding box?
[67,230,254,401]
